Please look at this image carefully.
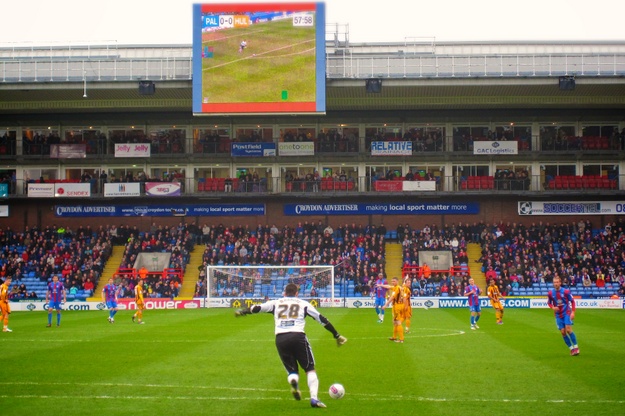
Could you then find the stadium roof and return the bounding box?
[2,41,625,115]
[3,78,625,116]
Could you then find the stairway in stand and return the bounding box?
[466,243,486,289]
[384,243,404,279]
[178,244,205,298]
[88,245,125,302]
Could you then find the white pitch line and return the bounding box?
[202,28,267,43]
[247,47,316,59]
[0,392,622,405]
[0,328,465,344]
[0,327,465,343]
[2,381,285,392]
[0,394,284,401]
[203,38,314,71]
[1,382,622,404]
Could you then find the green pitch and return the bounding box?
[2,308,624,416]
[201,19,316,104]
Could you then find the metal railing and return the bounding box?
[192,174,623,195]
[10,173,622,198]
[4,45,625,82]
[1,57,192,83]
[326,52,625,79]
[7,134,624,160]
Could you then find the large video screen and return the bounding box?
[192,2,326,115]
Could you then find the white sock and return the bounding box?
[307,371,319,400]
[287,373,299,388]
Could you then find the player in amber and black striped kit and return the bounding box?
[236,282,347,408]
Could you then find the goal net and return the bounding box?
[206,265,335,307]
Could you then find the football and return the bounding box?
[328,383,345,399]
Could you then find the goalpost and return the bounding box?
[206,265,336,307]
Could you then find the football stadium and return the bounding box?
[1,2,624,415]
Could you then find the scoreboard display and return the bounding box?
[192,2,326,115]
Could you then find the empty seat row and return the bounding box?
[197,178,238,192]
[460,176,495,190]
[547,175,617,190]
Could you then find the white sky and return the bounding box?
[1,0,624,46]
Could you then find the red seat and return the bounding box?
[480,177,490,190]
[554,176,563,189]
[600,138,609,149]
[586,137,597,150]
[575,177,583,189]
[587,177,597,189]
[219,139,231,153]
[581,176,589,188]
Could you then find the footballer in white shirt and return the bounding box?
[236,282,347,408]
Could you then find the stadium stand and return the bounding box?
[1,225,112,301]
[2,216,623,301]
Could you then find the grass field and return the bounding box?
[2,307,624,416]
[201,19,316,103]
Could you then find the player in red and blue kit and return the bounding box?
[547,276,579,356]
[46,275,66,327]
[464,278,481,330]
[102,278,119,323]
[373,272,387,323]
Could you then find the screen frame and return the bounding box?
[192,2,326,116]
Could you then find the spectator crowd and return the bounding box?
[1,216,623,301]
